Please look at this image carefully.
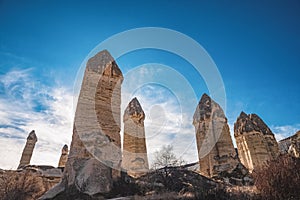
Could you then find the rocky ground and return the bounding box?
[0,167,60,200]
[44,166,258,200]
[2,156,300,200]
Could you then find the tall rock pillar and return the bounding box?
[18,130,37,169]
[58,144,68,168]
[41,50,123,199]
[122,97,149,177]
[193,94,239,178]
[234,112,279,171]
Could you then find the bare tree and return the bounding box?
[151,145,185,191]
[152,145,185,169]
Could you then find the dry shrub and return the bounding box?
[0,170,44,200]
[253,154,300,200]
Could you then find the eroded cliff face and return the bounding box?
[288,131,300,157]
[41,50,123,199]
[122,97,149,177]
[193,94,239,178]
[234,112,279,171]
[279,131,300,157]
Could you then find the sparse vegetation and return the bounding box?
[2,155,300,199]
[136,164,258,200]
[0,170,44,200]
[253,154,300,200]
[152,145,185,169]
[150,145,186,191]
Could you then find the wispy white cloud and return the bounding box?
[270,124,300,141]
[228,123,237,148]
[0,65,199,170]
[0,69,73,169]
[121,64,199,167]
[121,64,300,167]
[5,65,298,172]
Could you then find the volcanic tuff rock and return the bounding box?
[234,112,279,171]
[122,97,149,177]
[193,94,239,178]
[40,50,123,199]
[58,145,68,168]
[18,130,37,169]
[0,167,62,200]
[234,112,273,136]
[279,131,300,157]
[279,136,293,154]
[288,132,300,158]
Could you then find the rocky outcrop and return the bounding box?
[193,94,239,178]
[0,165,63,200]
[279,131,300,157]
[234,112,279,171]
[278,137,292,154]
[122,97,149,177]
[18,130,37,169]
[290,131,300,158]
[41,50,123,199]
[58,145,68,168]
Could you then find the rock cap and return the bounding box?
[234,112,273,136]
[124,97,145,122]
[193,93,226,124]
[86,49,123,77]
[27,130,37,142]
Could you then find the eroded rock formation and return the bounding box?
[193,94,239,178]
[0,167,62,200]
[122,97,149,177]
[58,145,68,168]
[278,137,292,154]
[279,131,300,157]
[41,50,123,199]
[18,130,37,169]
[234,112,279,171]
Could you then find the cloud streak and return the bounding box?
[1,66,298,170]
[0,69,73,169]
[271,124,300,141]
[121,65,199,167]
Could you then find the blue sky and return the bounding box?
[0,0,300,169]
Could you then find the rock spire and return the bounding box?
[41,50,123,199]
[193,94,239,177]
[58,144,68,168]
[18,130,37,169]
[122,97,149,177]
